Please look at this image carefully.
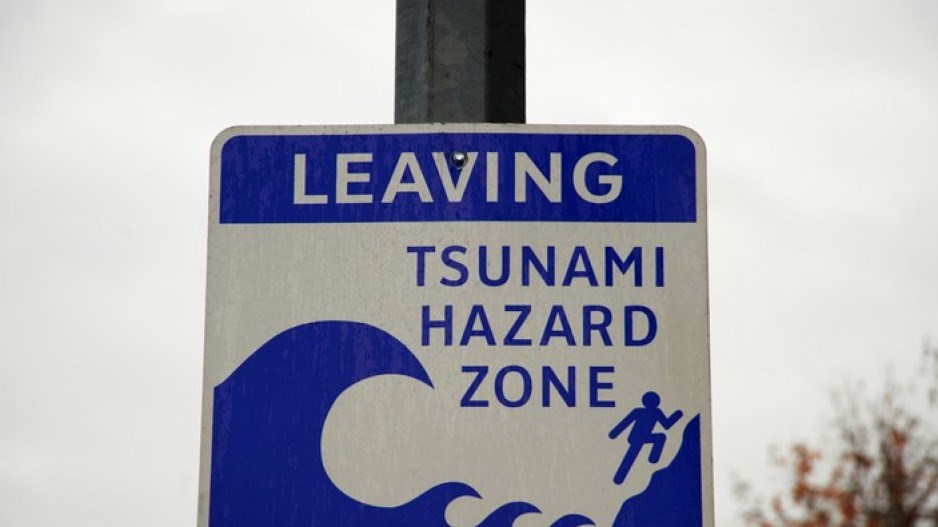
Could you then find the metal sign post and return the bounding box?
[395,0,525,123]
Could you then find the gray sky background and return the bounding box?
[1,0,936,526]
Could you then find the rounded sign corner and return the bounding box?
[670,126,707,160]
[211,126,261,159]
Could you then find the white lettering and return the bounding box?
[573,152,622,204]
[295,150,628,207]
[432,152,478,202]
[487,152,500,203]
[292,154,328,205]
[336,153,373,204]
[382,152,433,203]
[514,152,562,203]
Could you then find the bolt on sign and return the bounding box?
[199,124,712,527]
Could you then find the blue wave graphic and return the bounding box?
[477,502,541,526]
[551,514,596,527]
[209,320,697,526]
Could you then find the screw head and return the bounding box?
[449,151,468,169]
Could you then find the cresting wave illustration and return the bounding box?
[209,321,701,527]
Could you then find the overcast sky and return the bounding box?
[1,1,936,526]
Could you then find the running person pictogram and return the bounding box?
[608,391,683,485]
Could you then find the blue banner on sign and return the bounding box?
[219,132,697,224]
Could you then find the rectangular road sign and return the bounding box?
[200,124,712,527]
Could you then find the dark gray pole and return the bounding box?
[395,0,525,124]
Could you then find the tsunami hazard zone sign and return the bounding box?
[199,124,712,527]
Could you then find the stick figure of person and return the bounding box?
[608,391,683,485]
